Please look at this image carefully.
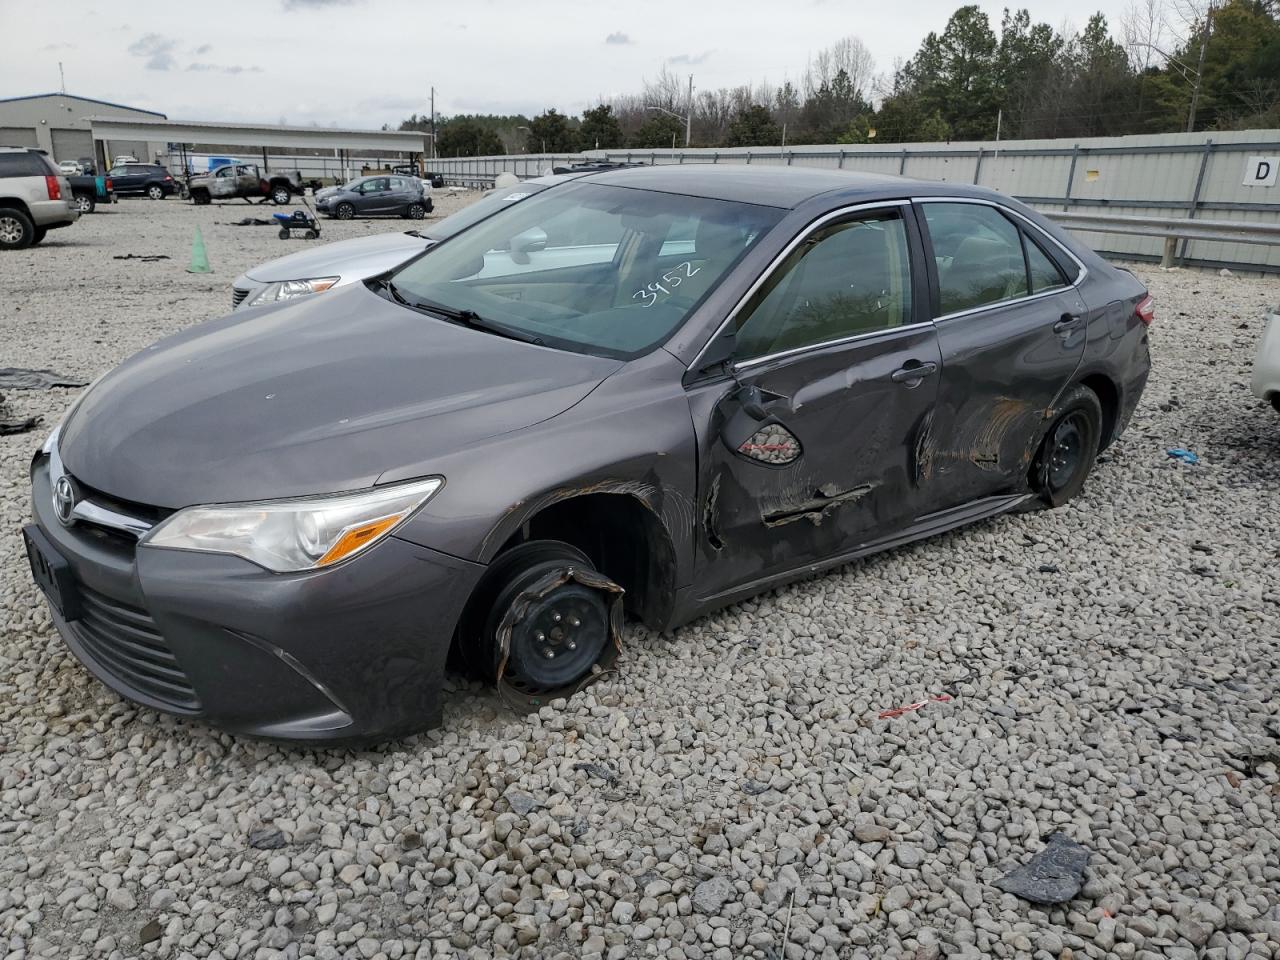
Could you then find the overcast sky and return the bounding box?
[3,0,1134,129]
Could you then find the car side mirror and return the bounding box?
[508,227,548,265]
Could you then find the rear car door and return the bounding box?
[687,202,942,602]
[916,198,1088,507]
[388,176,415,211]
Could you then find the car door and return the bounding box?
[361,177,392,213]
[210,165,237,199]
[686,202,942,602]
[114,166,142,192]
[915,198,1088,507]
[387,176,415,211]
[236,165,260,196]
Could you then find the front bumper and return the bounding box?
[1251,312,1280,403]
[28,455,485,742]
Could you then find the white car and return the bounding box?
[230,172,595,311]
[1252,306,1280,413]
[58,159,82,176]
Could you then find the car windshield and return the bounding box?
[421,181,551,241]
[389,182,783,359]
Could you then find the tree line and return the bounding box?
[395,0,1280,156]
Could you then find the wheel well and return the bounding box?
[0,198,33,219]
[500,493,677,629]
[1079,373,1120,450]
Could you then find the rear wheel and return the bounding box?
[190,190,210,206]
[1271,395,1280,414]
[305,229,319,239]
[75,193,95,214]
[335,202,355,220]
[278,228,290,239]
[0,208,34,249]
[406,202,426,219]
[30,226,47,245]
[271,184,292,205]
[147,184,164,200]
[1031,384,1102,507]
[465,541,614,696]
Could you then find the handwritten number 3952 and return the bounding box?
[633,261,701,307]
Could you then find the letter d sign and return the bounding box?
[1244,156,1278,187]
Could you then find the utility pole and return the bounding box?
[58,62,66,94]
[1187,2,1213,132]
[686,74,694,147]
[430,87,436,160]
[994,108,1002,160]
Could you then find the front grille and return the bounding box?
[231,286,250,309]
[72,587,201,712]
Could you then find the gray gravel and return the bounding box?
[2,197,1279,960]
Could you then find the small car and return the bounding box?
[105,163,176,199]
[230,172,596,310]
[1252,306,1280,412]
[315,175,432,220]
[58,159,83,176]
[25,166,1152,742]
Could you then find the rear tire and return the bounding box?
[0,208,34,250]
[406,202,426,219]
[190,190,210,206]
[75,193,95,214]
[278,228,290,239]
[305,229,318,239]
[147,184,164,200]
[335,202,355,220]
[1031,384,1103,508]
[271,184,292,205]
[1271,395,1280,414]
[30,226,47,245]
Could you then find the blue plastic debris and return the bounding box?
[1166,448,1200,465]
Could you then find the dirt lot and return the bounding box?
[1,194,1278,960]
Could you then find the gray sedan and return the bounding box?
[24,165,1151,742]
[314,175,431,220]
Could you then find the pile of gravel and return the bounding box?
[1,200,1277,960]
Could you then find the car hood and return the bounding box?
[244,231,433,283]
[59,284,621,509]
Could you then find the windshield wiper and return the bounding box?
[383,283,544,346]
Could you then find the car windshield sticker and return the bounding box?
[632,261,701,307]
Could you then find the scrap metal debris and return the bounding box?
[994,832,1090,904]
[112,253,172,262]
[0,368,86,390]
[878,694,953,720]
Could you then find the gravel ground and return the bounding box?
[1,197,1279,960]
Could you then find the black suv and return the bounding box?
[106,163,177,199]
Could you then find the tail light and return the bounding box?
[45,176,61,200]
[164,175,173,181]
[105,178,113,191]
[1135,294,1155,326]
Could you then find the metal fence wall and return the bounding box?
[425,130,1280,273]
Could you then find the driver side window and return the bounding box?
[735,211,913,360]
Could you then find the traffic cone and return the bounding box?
[186,226,211,273]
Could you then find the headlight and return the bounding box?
[141,477,443,573]
[248,277,340,305]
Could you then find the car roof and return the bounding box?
[586,163,992,209]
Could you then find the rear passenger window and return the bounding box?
[735,211,913,359]
[1025,232,1068,292]
[923,203,1029,314]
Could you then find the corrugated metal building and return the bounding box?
[0,93,168,169]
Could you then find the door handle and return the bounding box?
[890,360,939,383]
[1053,313,1083,334]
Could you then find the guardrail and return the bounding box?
[1043,211,1280,267]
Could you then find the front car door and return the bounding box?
[686,202,943,604]
[915,198,1089,506]
[209,165,238,199]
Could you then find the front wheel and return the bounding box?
[278,228,290,240]
[271,185,291,205]
[190,190,210,206]
[463,540,619,700]
[147,184,164,200]
[1031,384,1103,508]
[335,202,355,220]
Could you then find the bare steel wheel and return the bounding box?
[463,540,618,699]
[271,184,291,205]
[1031,384,1102,508]
[147,184,164,200]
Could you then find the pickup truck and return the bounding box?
[188,163,305,205]
[67,174,116,213]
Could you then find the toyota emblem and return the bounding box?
[53,475,76,526]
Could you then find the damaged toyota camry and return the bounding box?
[25,165,1152,742]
